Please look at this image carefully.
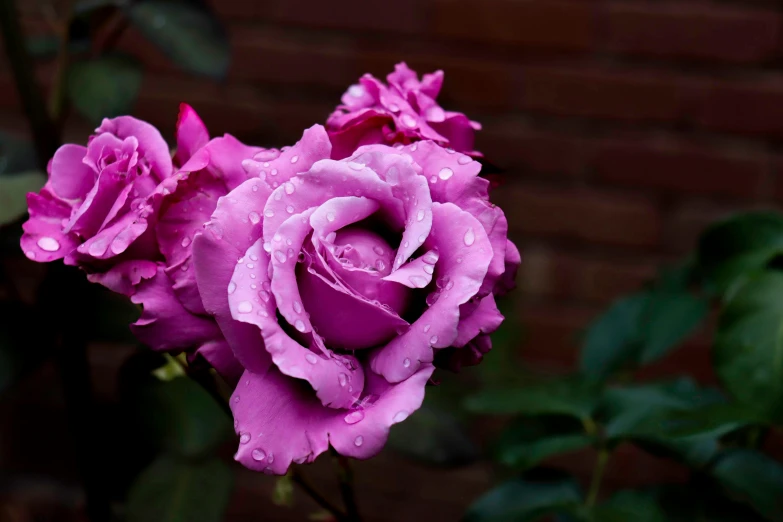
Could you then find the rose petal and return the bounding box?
[192,339,244,385]
[49,144,94,199]
[96,116,173,181]
[382,248,439,289]
[175,103,210,166]
[244,124,331,187]
[229,238,364,409]
[454,294,504,347]
[231,363,433,475]
[86,259,157,295]
[370,202,492,382]
[192,178,273,373]
[20,187,80,262]
[130,266,224,351]
[496,239,520,295]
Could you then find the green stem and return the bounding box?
[291,468,347,521]
[331,449,361,522]
[0,0,60,167]
[48,0,75,127]
[586,447,609,508]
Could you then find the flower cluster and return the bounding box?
[21,63,519,474]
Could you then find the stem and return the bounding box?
[586,447,609,508]
[331,449,361,522]
[48,0,75,128]
[291,468,347,521]
[0,0,60,167]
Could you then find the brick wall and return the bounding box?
[2,0,782,519]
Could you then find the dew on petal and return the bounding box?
[348,84,365,97]
[403,358,411,368]
[264,209,275,217]
[237,301,253,313]
[416,209,425,222]
[326,211,336,222]
[423,324,431,332]
[290,155,299,164]
[293,300,302,314]
[259,290,270,302]
[373,246,384,256]
[251,449,266,461]
[409,275,427,288]
[274,251,286,263]
[285,182,295,194]
[375,259,386,271]
[401,114,417,128]
[423,265,434,275]
[228,281,237,294]
[239,432,251,444]
[344,411,364,424]
[438,167,454,180]
[393,411,409,423]
[305,353,318,364]
[464,227,475,246]
[418,234,426,243]
[286,205,295,214]
[458,155,472,165]
[267,453,274,463]
[430,335,438,345]
[181,236,191,248]
[354,436,364,447]
[338,373,348,387]
[295,319,305,332]
[248,212,261,224]
[37,237,60,252]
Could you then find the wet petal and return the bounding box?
[86,259,157,295]
[175,103,210,166]
[382,248,439,289]
[203,135,263,190]
[20,187,80,262]
[454,294,504,347]
[370,202,492,382]
[231,363,433,475]
[96,116,173,180]
[49,144,94,199]
[192,178,273,373]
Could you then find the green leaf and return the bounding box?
[580,294,649,380]
[387,404,478,466]
[494,417,593,470]
[698,212,783,294]
[637,291,708,364]
[591,491,668,522]
[272,472,294,507]
[128,373,232,457]
[712,449,783,521]
[599,379,724,467]
[126,455,233,522]
[0,171,45,226]
[126,0,230,79]
[464,471,582,522]
[715,271,783,422]
[465,377,600,420]
[67,54,142,124]
[654,403,760,440]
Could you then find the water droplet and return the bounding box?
[271,169,278,176]
[430,335,439,345]
[375,259,386,271]
[293,301,302,314]
[294,455,308,464]
[409,275,427,288]
[403,358,411,368]
[285,182,295,195]
[264,209,275,217]
[290,155,299,164]
[274,233,282,242]
[458,155,471,165]
[259,290,270,302]
[274,191,282,201]
[274,251,286,263]
[389,103,400,112]
[423,324,431,332]
[456,256,463,263]
[267,453,274,463]
[181,236,191,248]
[445,280,454,290]
[417,209,425,222]
[339,373,348,387]
[286,205,295,214]
[373,246,384,256]
[423,265,434,275]
[238,301,253,313]
[228,281,237,294]
[250,254,259,261]
[348,161,364,170]
[295,319,305,332]
[252,184,259,192]
[354,436,364,447]
[37,236,60,252]
[239,432,251,444]
[263,242,272,252]
[25,250,35,259]
[464,228,475,246]
[348,84,365,97]
[234,394,240,403]
[401,114,417,128]
[326,211,336,222]
[429,175,437,183]
[418,234,426,243]
[247,211,260,224]
[247,263,254,269]
[305,353,318,364]
[438,167,454,180]
[251,449,266,461]
[344,411,364,424]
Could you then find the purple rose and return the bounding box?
[191,124,519,474]
[326,62,482,159]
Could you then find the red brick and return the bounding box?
[519,66,688,122]
[690,77,783,137]
[211,0,425,34]
[592,137,768,198]
[603,3,782,63]
[497,182,661,247]
[518,245,657,304]
[478,122,587,178]
[430,0,595,50]
[517,301,597,370]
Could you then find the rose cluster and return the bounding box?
[21,63,519,474]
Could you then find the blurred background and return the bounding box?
[2,0,783,521]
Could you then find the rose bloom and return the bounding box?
[326,62,481,159]
[191,123,519,474]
